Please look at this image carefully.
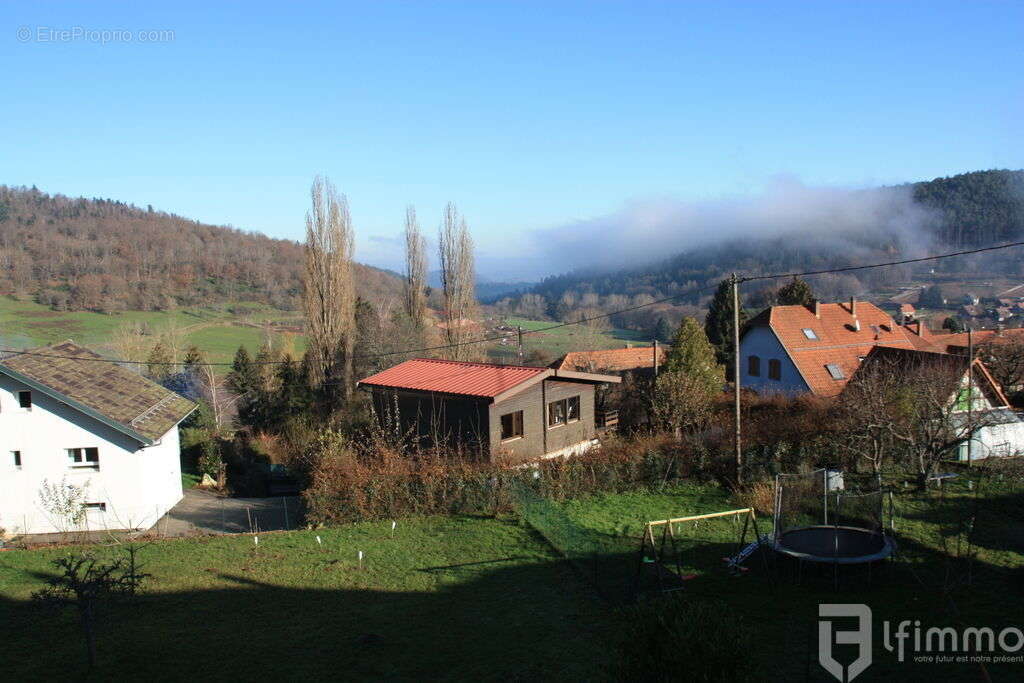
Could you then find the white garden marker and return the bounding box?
[316,535,322,547]
[358,550,364,570]
[391,521,397,538]
[254,535,259,547]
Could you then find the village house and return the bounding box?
[551,345,669,429]
[739,298,924,397]
[0,341,195,536]
[855,345,1024,461]
[357,358,620,464]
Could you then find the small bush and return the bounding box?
[616,597,756,682]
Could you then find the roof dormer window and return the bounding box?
[802,329,818,340]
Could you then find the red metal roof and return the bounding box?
[357,358,549,399]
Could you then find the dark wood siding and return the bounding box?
[488,379,595,465]
[371,390,490,457]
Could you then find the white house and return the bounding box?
[0,340,195,536]
[738,299,930,397]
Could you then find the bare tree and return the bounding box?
[302,176,356,399]
[977,334,1024,402]
[845,352,995,488]
[33,547,149,670]
[437,202,477,361]
[403,206,428,330]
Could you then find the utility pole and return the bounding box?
[517,325,524,365]
[967,326,973,467]
[732,273,742,485]
[653,339,659,378]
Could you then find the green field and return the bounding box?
[1,478,1020,681]
[0,296,305,367]
[489,317,650,363]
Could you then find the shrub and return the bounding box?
[616,597,756,682]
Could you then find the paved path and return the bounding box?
[156,488,301,536]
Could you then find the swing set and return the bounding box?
[634,507,767,597]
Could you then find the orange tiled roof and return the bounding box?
[749,301,915,397]
[926,328,1024,354]
[553,345,668,372]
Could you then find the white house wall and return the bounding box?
[0,374,183,536]
[739,326,809,395]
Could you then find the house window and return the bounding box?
[768,359,781,380]
[802,329,818,340]
[84,503,106,512]
[825,363,845,380]
[18,391,32,409]
[500,410,524,441]
[67,447,99,469]
[748,355,761,377]
[11,451,21,468]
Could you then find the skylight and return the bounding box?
[825,363,845,380]
[802,328,818,340]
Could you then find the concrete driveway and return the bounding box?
[156,489,302,536]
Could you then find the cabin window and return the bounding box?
[748,355,761,377]
[11,451,21,468]
[18,391,32,409]
[500,410,524,441]
[825,363,845,380]
[84,503,106,512]
[566,396,580,422]
[768,359,781,380]
[548,396,581,427]
[67,447,99,469]
[802,329,818,340]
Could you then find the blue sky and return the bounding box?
[2,1,1021,279]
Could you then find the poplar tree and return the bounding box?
[664,317,723,394]
[776,276,814,306]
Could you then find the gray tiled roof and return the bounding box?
[0,340,195,444]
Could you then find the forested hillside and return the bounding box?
[0,186,403,312]
[494,169,1024,334]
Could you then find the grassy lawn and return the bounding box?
[1,478,1019,681]
[490,317,650,363]
[540,478,1023,681]
[0,516,610,681]
[0,296,305,366]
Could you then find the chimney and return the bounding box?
[809,299,821,318]
[853,319,861,332]
[850,296,857,317]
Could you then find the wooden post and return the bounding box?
[653,339,659,378]
[732,273,743,485]
[517,325,524,364]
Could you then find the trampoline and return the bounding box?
[771,469,897,579]
[772,525,896,565]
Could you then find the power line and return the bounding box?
[2,238,1023,367]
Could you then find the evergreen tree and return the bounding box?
[664,317,723,394]
[182,345,204,374]
[146,341,173,381]
[227,346,258,395]
[942,316,965,333]
[776,276,814,306]
[651,317,673,344]
[704,278,748,370]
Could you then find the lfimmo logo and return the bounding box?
[819,604,873,682]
